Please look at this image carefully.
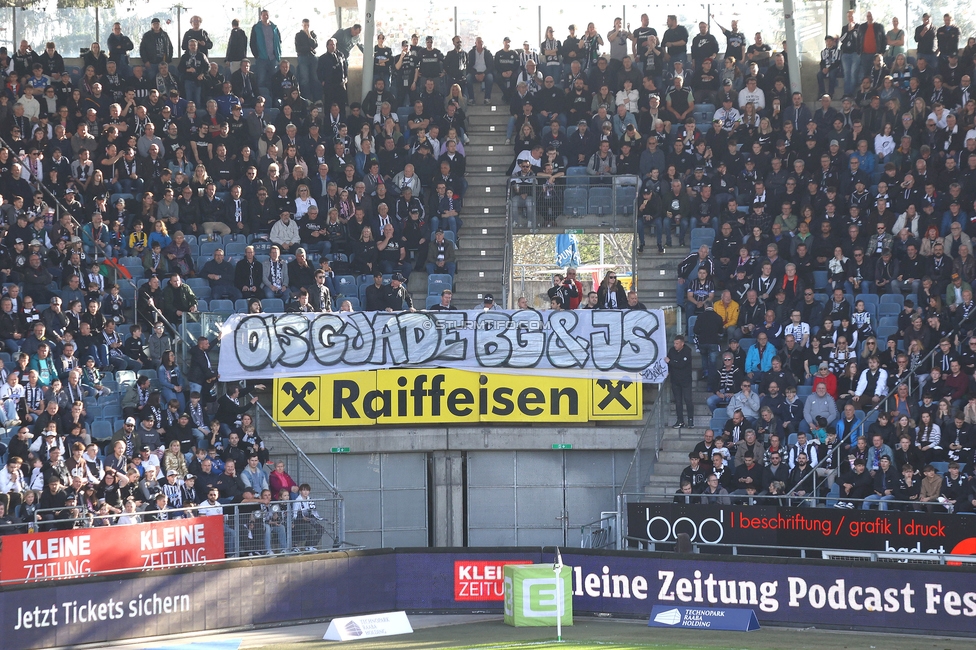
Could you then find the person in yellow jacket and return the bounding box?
[714,289,739,340]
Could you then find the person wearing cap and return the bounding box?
[480,294,500,311]
[417,36,446,94]
[383,272,415,312]
[138,17,174,79]
[946,272,972,308]
[425,229,457,276]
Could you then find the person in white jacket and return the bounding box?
[292,483,325,551]
[269,211,301,253]
[0,457,27,501]
[0,372,24,428]
[615,79,639,114]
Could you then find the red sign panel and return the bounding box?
[0,517,225,583]
[454,560,532,601]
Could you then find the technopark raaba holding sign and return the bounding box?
[217,309,670,383]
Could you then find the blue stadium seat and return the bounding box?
[199,242,221,258]
[565,167,589,186]
[689,237,711,253]
[262,298,284,313]
[738,337,756,352]
[210,299,234,313]
[812,271,829,292]
[428,274,453,295]
[192,286,211,301]
[876,326,898,343]
[425,295,441,309]
[615,186,637,216]
[335,275,358,291]
[186,277,207,291]
[689,228,715,253]
[225,242,247,258]
[344,296,361,311]
[196,299,208,312]
[358,285,368,303]
[880,294,904,306]
[563,187,587,216]
[878,303,901,318]
[588,187,613,215]
[91,421,114,441]
[443,231,457,245]
[235,299,250,312]
[855,293,878,304]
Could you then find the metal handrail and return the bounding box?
[502,190,514,308]
[617,376,671,497]
[6,497,358,585]
[786,329,946,497]
[0,135,83,233]
[629,492,951,509]
[621,535,976,563]
[254,402,342,499]
[579,512,616,549]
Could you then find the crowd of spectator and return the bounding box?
[646,10,976,514]
[0,10,468,325]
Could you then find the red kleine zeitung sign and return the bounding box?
[0,518,225,582]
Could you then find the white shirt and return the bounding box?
[294,196,317,218]
[783,322,810,346]
[737,87,765,111]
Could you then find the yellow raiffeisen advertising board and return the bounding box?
[274,370,641,427]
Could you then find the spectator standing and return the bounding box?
[666,334,694,428]
[225,20,249,74]
[249,10,282,91]
[839,10,861,97]
[295,19,319,103]
[139,18,174,79]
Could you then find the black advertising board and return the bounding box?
[627,503,976,554]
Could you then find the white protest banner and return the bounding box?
[217,309,670,383]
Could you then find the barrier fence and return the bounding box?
[4,547,976,648]
[508,175,639,232]
[1,496,350,587]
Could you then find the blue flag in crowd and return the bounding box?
[555,234,580,267]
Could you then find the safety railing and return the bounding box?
[253,402,346,546]
[786,329,945,498]
[579,512,617,550]
[8,497,355,582]
[621,536,976,564]
[616,306,680,537]
[507,174,640,233]
[502,190,514,308]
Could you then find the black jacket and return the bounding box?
[667,344,694,383]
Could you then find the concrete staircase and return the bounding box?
[453,98,510,308]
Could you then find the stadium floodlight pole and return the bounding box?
[553,546,564,642]
[782,0,803,95]
[361,0,376,102]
